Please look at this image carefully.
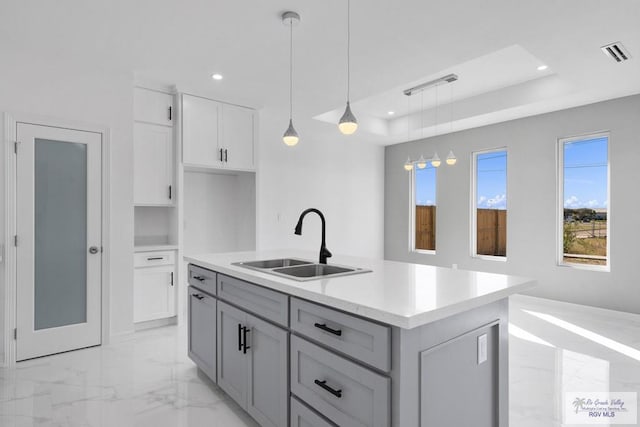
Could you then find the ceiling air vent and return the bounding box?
[601,42,631,63]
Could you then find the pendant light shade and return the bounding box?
[283,119,299,146]
[282,11,300,146]
[417,155,427,169]
[404,157,414,171]
[338,102,358,135]
[431,152,441,168]
[446,150,457,165]
[338,0,357,135]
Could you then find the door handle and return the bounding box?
[238,323,243,352]
[89,246,99,255]
[224,148,228,163]
[219,148,224,162]
[242,326,251,353]
[314,380,342,398]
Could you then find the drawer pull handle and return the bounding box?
[147,257,164,261]
[242,326,251,354]
[314,323,342,336]
[193,294,204,300]
[314,380,342,398]
[192,275,205,281]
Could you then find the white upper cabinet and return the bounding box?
[221,103,255,171]
[134,87,174,126]
[134,122,174,205]
[182,94,221,167]
[182,93,255,171]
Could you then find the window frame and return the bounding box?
[556,131,610,271]
[410,160,437,254]
[470,147,508,261]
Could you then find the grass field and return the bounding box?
[563,220,607,266]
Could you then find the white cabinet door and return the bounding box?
[182,94,221,167]
[134,123,174,206]
[134,264,176,323]
[134,88,174,126]
[221,104,255,170]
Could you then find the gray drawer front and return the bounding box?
[188,264,217,296]
[291,396,336,427]
[217,274,288,327]
[291,335,390,427]
[188,287,216,381]
[290,298,391,372]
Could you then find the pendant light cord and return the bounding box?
[289,19,294,121]
[346,0,351,102]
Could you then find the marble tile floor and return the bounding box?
[1,295,639,426]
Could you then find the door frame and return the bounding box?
[2,112,112,366]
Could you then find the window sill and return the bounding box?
[472,255,507,262]
[557,262,610,272]
[412,249,436,255]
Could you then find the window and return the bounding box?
[559,133,609,268]
[472,149,507,258]
[413,164,437,251]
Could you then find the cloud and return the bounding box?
[478,194,506,209]
[564,195,605,209]
[565,195,579,208]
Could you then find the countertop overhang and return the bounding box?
[185,250,536,329]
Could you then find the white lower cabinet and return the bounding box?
[217,300,288,427]
[133,252,176,323]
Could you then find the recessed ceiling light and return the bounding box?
[388,111,395,116]
[211,73,223,80]
[537,65,548,71]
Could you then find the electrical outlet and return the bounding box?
[478,334,487,364]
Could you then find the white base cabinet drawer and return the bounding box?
[291,396,336,427]
[291,297,391,372]
[188,287,216,381]
[291,335,390,427]
[134,250,175,267]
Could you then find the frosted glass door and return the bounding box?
[16,123,102,361]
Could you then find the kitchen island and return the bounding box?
[185,250,535,427]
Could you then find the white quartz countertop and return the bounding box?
[185,250,536,329]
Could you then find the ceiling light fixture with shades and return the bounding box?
[402,73,458,170]
[282,11,300,146]
[338,0,358,135]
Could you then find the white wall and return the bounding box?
[257,109,385,260]
[385,94,640,315]
[0,55,135,361]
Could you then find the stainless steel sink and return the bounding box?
[233,258,371,281]
[272,264,357,278]
[235,258,312,269]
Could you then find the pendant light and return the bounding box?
[282,11,300,146]
[338,0,358,135]
[401,74,459,170]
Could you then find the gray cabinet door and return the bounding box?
[217,301,248,407]
[188,287,216,381]
[246,314,289,427]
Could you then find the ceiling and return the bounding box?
[2,0,639,145]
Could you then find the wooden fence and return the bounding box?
[476,209,507,256]
[415,206,506,256]
[415,206,436,250]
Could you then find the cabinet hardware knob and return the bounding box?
[314,323,342,336]
[314,379,342,398]
[88,246,99,255]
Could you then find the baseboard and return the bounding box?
[134,316,177,332]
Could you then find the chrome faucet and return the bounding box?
[294,208,332,264]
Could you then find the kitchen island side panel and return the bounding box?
[391,298,508,427]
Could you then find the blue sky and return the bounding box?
[563,136,608,209]
[415,166,436,205]
[476,151,507,210]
